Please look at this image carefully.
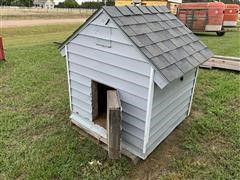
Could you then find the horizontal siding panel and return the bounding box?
[68,62,149,99]
[70,80,91,96]
[149,103,189,147]
[121,141,143,158]
[122,112,145,130]
[80,24,131,45]
[119,90,147,111]
[150,97,190,138]
[69,71,92,87]
[72,105,92,120]
[122,121,144,140]
[122,130,143,149]
[147,111,187,155]
[70,35,147,62]
[122,101,146,122]
[152,85,193,119]
[72,97,91,113]
[71,89,91,103]
[68,52,149,88]
[153,69,196,101]
[151,90,191,129]
[153,79,194,109]
[68,43,150,76]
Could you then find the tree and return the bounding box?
[64,0,79,8]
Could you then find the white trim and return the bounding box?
[187,67,199,116]
[65,45,72,111]
[205,25,222,31]
[143,67,155,154]
[223,21,237,27]
[71,113,107,141]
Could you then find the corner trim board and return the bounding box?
[187,67,199,116]
[65,45,72,111]
[143,67,155,154]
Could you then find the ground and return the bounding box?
[0,21,239,179]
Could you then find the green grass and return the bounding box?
[1,8,93,20]
[0,24,239,179]
[159,69,240,179]
[198,31,240,57]
[0,24,131,179]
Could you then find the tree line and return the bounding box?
[0,0,239,8]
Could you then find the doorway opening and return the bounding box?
[92,81,115,129]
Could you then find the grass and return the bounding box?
[0,24,239,179]
[0,8,94,20]
[159,69,240,179]
[197,31,240,57]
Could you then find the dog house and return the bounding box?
[59,6,213,159]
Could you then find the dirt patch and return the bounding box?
[1,18,86,28]
[127,121,189,179]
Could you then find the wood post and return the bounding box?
[107,90,122,159]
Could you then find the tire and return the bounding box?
[216,31,225,36]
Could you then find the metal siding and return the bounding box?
[145,68,196,157]
[67,12,151,157]
[68,61,148,99]
[146,109,188,156]
[122,112,145,130]
[68,52,149,88]
[67,43,150,76]
[79,24,131,45]
[70,35,147,62]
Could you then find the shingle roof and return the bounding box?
[103,6,213,83]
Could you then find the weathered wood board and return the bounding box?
[107,90,122,159]
[200,56,240,71]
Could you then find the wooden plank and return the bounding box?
[107,90,122,159]
[70,121,140,163]
[214,55,240,61]
[201,57,240,71]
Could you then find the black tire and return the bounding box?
[216,31,225,36]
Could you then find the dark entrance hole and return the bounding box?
[92,81,115,129]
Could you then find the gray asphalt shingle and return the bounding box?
[146,6,159,14]
[183,45,196,55]
[151,55,170,69]
[117,6,133,16]
[133,16,147,23]
[186,56,200,67]
[147,22,164,31]
[117,16,137,25]
[161,64,183,82]
[134,34,153,46]
[162,40,176,51]
[176,58,194,73]
[145,44,163,57]
[103,6,212,83]
[103,6,122,17]
[143,14,160,22]
[200,48,214,59]
[192,52,206,63]
[138,6,151,14]
[128,6,143,15]
[171,37,186,47]
[129,24,152,35]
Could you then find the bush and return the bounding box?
[80,0,114,9]
[64,0,79,8]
